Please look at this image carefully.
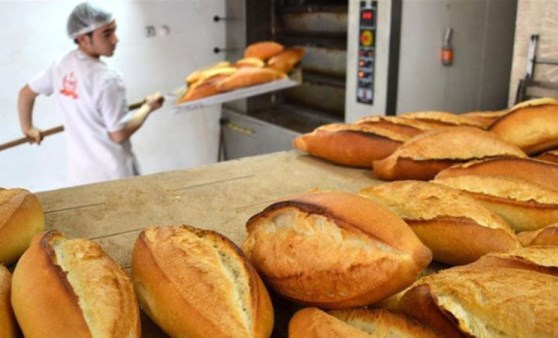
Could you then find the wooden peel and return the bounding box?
[0,100,145,152]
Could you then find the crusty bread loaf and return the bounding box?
[242,191,432,309]
[216,67,287,92]
[176,74,229,104]
[489,97,558,155]
[355,115,433,138]
[373,126,526,181]
[185,61,232,85]
[0,265,19,338]
[435,157,558,191]
[460,109,508,129]
[289,307,441,338]
[400,111,487,129]
[292,123,412,168]
[235,57,266,68]
[398,265,558,338]
[132,225,274,338]
[536,149,558,164]
[518,223,558,247]
[433,174,558,232]
[0,188,45,265]
[359,181,520,265]
[244,41,285,61]
[267,47,306,74]
[11,231,140,338]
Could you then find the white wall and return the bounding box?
[0,0,226,192]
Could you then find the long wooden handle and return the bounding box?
[0,101,145,152]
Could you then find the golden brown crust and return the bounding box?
[360,181,519,265]
[490,98,558,155]
[131,225,274,338]
[11,231,140,338]
[536,149,558,164]
[176,74,229,104]
[355,115,433,138]
[292,123,409,168]
[244,41,285,61]
[289,307,441,338]
[185,61,232,85]
[433,175,558,232]
[372,126,527,181]
[0,265,19,338]
[518,223,558,247]
[400,267,558,338]
[242,191,432,309]
[267,47,306,74]
[400,111,487,128]
[235,57,266,68]
[216,67,287,92]
[435,157,558,191]
[460,109,508,129]
[0,188,45,265]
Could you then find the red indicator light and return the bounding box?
[359,61,365,67]
[358,71,365,78]
[362,11,373,20]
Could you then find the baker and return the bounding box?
[17,2,164,186]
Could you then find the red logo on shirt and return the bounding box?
[60,72,79,99]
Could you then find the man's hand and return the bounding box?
[25,127,43,145]
[144,92,165,111]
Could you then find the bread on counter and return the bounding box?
[435,157,558,191]
[132,225,274,338]
[292,123,412,168]
[518,223,558,247]
[356,115,434,138]
[0,265,19,338]
[11,231,140,338]
[460,109,508,129]
[359,181,520,265]
[397,248,558,338]
[244,41,285,61]
[216,67,287,93]
[399,111,488,129]
[242,191,432,309]
[0,188,45,265]
[433,174,558,232]
[372,126,527,181]
[490,97,558,155]
[288,307,441,338]
[536,149,558,164]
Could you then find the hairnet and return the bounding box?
[67,2,114,39]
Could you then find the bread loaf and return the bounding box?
[242,191,432,309]
[131,225,274,338]
[400,111,487,128]
[356,115,433,138]
[489,97,558,155]
[11,230,140,338]
[433,174,558,232]
[435,157,558,191]
[176,74,229,104]
[292,123,412,168]
[288,307,441,338]
[267,47,305,74]
[398,265,558,338]
[216,67,287,92]
[518,223,558,247]
[0,188,45,265]
[373,126,526,181]
[460,109,508,128]
[536,149,558,164]
[0,265,19,338]
[235,57,266,68]
[359,181,520,265]
[244,41,285,61]
[185,61,232,85]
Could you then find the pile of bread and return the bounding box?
[2,95,558,337]
[175,41,305,104]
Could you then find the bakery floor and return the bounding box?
[36,150,381,337]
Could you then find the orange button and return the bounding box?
[360,30,374,47]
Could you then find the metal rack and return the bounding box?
[515,34,558,103]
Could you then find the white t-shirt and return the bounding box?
[29,49,137,186]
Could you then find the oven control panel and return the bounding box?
[356,1,377,105]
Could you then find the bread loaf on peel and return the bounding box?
[359,181,519,265]
[288,307,441,338]
[433,174,558,232]
[242,191,432,309]
[398,256,558,338]
[0,265,19,338]
[244,41,285,61]
[216,67,287,92]
[435,157,558,191]
[185,61,232,85]
[267,47,305,74]
[518,223,558,247]
[11,231,140,338]
[235,57,266,69]
[0,188,45,265]
[373,126,527,181]
[489,97,558,155]
[131,225,274,338]
[292,123,412,168]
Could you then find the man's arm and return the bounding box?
[109,92,164,144]
[18,85,43,144]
